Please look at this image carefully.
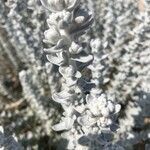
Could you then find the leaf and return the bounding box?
[78,136,90,146]
[52,118,74,131]
[52,91,71,104]
[44,47,62,54]
[77,78,95,92]
[110,123,119,132]
[59,65,75,77]
[46,54,63,66]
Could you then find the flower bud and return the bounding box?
[44,26,61,44]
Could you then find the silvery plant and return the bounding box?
[0,0,150,149]
[40,0,121,149]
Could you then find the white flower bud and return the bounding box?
[75,16,85,24]
[69,42,82,54]
[101,107,110,117]
[107,101,115,112]
[44,26,61,44]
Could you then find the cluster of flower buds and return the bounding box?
[78,93,121,129]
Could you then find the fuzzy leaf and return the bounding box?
[77,78,95,92]
[44,47,62,54]
[52,118,74,131]
[46,54,63,66]
[52,91,71,104]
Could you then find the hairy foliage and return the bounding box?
[0,0,150,149]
